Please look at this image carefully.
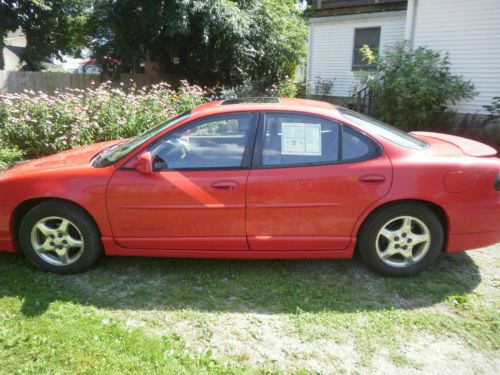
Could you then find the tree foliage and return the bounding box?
[89,0,308,88]
[359,42,476,129]
[0,0,90,70]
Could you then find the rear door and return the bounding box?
[246,112,392,251]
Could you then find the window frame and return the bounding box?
[252,111,383,170]
[351,26,381,71]
[147,112,260,172]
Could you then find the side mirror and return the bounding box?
[134,151,154,175]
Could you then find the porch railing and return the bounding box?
[351,86,377,116]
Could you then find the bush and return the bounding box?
[0,146,24,168]
[0,80,207,161]
[484,96,500,125]
[268,78,299,98]
[308,77,334,98]
[219,77,299,99]
[358,42,476,129]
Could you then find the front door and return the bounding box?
[246,112,392,251]
[107,112,258,250]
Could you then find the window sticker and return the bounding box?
[281,122,322,156]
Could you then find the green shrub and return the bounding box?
[219,77,299,99]
[0,80,207,159]
[308,76,334,98]
[484,96,500,125]
[270,78,299,98]
[358,42,476,129]
[0,146,24,167]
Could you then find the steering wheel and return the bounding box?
[152,137,190,170]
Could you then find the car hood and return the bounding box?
[0,140,123,179]
[411,131,497,157]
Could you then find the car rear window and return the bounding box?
[338,107,428,150]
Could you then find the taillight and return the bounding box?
[495,172,500,191]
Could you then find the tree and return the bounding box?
[0,0,90,70]
[89,0,308,88]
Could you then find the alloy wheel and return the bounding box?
[30,216,85,266]
[375,216,431,268]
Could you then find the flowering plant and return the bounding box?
[0,80,207,162]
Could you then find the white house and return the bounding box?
[64,58,102,74]
[307,0,500,115]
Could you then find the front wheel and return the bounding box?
[19,201,102,274]
[358,203,444,277]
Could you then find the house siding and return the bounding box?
[410,0,500,114]
[308,11,407,98]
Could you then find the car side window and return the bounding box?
[261,113,340,166]
[149,113,257,170]
[342,125,380,161]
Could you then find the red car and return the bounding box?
[1,98,499,276]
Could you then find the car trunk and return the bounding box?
[411,131,497,158]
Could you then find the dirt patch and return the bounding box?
[94,247,499,374]
[372,337,499,375]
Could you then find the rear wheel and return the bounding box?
[358,203,444,277]
[19,201,102,274]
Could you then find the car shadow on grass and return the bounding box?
[0,252,481,317]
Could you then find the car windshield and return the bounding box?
[338,107,428,149]
[93,111,192,167]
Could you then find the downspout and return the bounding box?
[404,0,418,50]
[307,21,314,91]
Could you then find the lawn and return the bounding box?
[0,245,498,374]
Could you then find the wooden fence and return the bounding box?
[0,71,177,94]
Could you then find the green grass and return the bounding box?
[0,300,247,374]
[390,353,424,370]
[0,249,498,373]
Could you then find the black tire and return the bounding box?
[19,201,102,274]
[358,203,444,277]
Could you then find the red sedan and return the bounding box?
[1,98,499,276]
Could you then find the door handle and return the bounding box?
[359,174,386,184]
[211,180,238,190]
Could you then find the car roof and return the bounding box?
[191,97,341,117]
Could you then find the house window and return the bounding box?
[352,27,381,71]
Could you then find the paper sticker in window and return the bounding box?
[281,123,322,156]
